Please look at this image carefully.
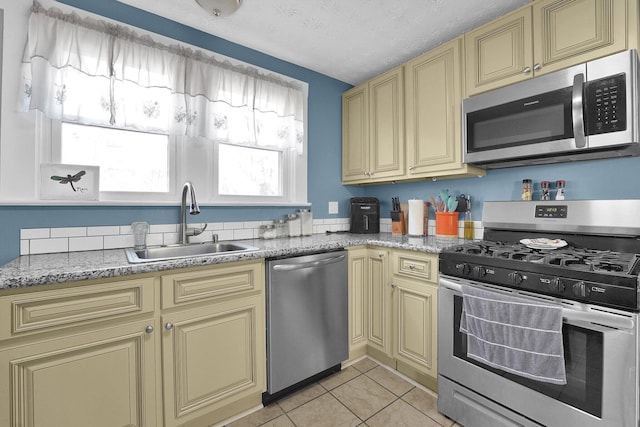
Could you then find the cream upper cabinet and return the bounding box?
[466,0,630,96]
[405,37,485,179]
[342,67,405,184]
[465,8,533,95]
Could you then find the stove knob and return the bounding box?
[551,278,566,293]
[456,263,471,276]
[573,282,591,298]
[473,266,487,278]
[508,272,524,286]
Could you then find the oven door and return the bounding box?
[438,275,639,427]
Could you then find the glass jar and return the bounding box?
[274,219,287,238]
[286,214,301,237]
[555,180,566,200]
[521,179,532,201]
[297,209,313,236]
[258,224,277,239]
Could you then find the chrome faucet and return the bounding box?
[179,181,206,244]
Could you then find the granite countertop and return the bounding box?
[0,232,464,290]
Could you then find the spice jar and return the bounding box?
[286,214,301,237]
[297,209,313,236]
[521,179,532,201]
[555,180,566,200]
[540,181,551,200]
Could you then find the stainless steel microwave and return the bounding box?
[463,50,640,168]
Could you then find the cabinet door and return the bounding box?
[342,84,369,183]
[405,38,485,178]
[533,0,627,75]
[368,67,405,182]
[392,278,438,377]
[347,247,368,360]
[0,320,158,427]
[161,295,265,427]
[465,8,533,95]
[366,249,391,357]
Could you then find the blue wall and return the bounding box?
[1,0,639,266]
[363,156,640,221]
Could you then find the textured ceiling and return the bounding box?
[116,0,531,85]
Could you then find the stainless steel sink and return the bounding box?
[125,242,259,263]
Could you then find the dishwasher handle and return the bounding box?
[272,254,346,271]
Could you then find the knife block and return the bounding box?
[391,211,406,235]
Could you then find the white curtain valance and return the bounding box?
[19,1,305,151]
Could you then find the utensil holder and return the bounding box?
[435,212,458,237]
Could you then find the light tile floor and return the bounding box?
[226,358,462,427]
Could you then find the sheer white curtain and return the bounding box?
[19,2,305,152]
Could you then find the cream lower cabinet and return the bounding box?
[160,260,266,427]
[0,277,159,427]
[391,250,438,390]
[347,247,438,391]
[0,259,266,427]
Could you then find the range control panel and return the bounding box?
[535,205,568,219]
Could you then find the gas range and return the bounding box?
[438,200,640,311]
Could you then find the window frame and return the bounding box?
[46,113,308,206]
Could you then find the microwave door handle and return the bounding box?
[572,73,587,148]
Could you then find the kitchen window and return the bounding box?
[22,2,307,205]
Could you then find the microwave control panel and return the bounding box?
[585,73,626,135]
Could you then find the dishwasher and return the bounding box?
[263,250,348,404]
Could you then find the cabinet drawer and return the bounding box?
[0,277,156,341]
[392,251,437,283]
[161,260,264,309]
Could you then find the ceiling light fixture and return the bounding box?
[195,0,242,17]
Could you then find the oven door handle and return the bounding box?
[439,276,635,331]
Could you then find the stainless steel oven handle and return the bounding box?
[572,73,587,149]
[439,276,635,331]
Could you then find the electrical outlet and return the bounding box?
[328,201,339,214]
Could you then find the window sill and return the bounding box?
[0,199,311,207]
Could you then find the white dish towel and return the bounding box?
[460,284,567,385]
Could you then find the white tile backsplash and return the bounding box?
[51,227,87,238]
[30,238,69,255]
[69,236,104,252]
[18,216,480,256]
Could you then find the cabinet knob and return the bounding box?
[408,165,415,171]
[391,283,397,289]
[165,322,174,330]
[408,263,416,270]
[533,63,541,71]
[523,66,532,74]
[378,252,385,258]
[145,325,154,334]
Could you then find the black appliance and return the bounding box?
[349,197,379,234]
